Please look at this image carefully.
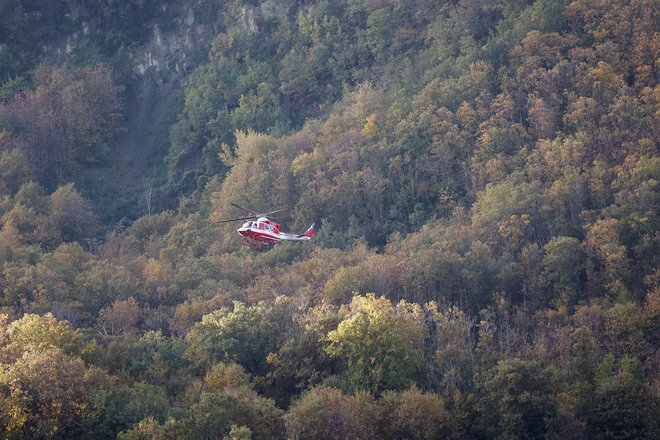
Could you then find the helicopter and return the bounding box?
[217,203,315,249]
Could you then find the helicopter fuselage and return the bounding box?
[237,217,314,246]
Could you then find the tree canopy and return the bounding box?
[0,0,658,438]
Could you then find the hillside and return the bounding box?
[0,0,658,438]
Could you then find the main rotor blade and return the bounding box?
[230,202,259,216]
[262,208,286,216]
[213,215,257,224]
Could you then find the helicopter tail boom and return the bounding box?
[277,223,315,241]
[302,223,315,239]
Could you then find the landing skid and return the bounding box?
[240,240,271,251]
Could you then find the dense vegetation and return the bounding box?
[1,0,658,438]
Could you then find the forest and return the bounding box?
[0,0,658,438]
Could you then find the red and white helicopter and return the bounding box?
[218,203,315,249]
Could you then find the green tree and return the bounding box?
[85,382,171,440]
[326,294,426,394]
[230,82,289,134]
[0,148,33,195]
[45,183,98,245]
[187,301,285,376]
[117,416,184,440]
[184,392,284,440]
[542,236,584,306]
[476,358,558,439]
[585,358,660,439]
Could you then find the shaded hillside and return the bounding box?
[1,0,221,224]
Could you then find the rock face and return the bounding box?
[128,5,215,80]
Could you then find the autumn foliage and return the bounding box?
[0,0,658,438]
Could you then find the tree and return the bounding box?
[0,313,83,363]
[97,297,143,336]
[183,392,284,440]
[0,148,33,195]
[471,176,545,249]
[1,65,123,187]
[285,386,375,440]
[584,218,631,300]
[86,382,171,440]
[225,425,252,440]
[542,236,584,306]
[325,294,426,394]
[73,259,138,319]
[230,82,289,134]
[0,348,106,439]
[200,362,253,396]
[475,358,558,439]
[102,331,191,397]
[46,183,98,245]
[376,388,453,440]
[187,301,285,376]
[117,416,184,440]
[426,304,476,394]
[366,8,396,60]
[585,358,660,439]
